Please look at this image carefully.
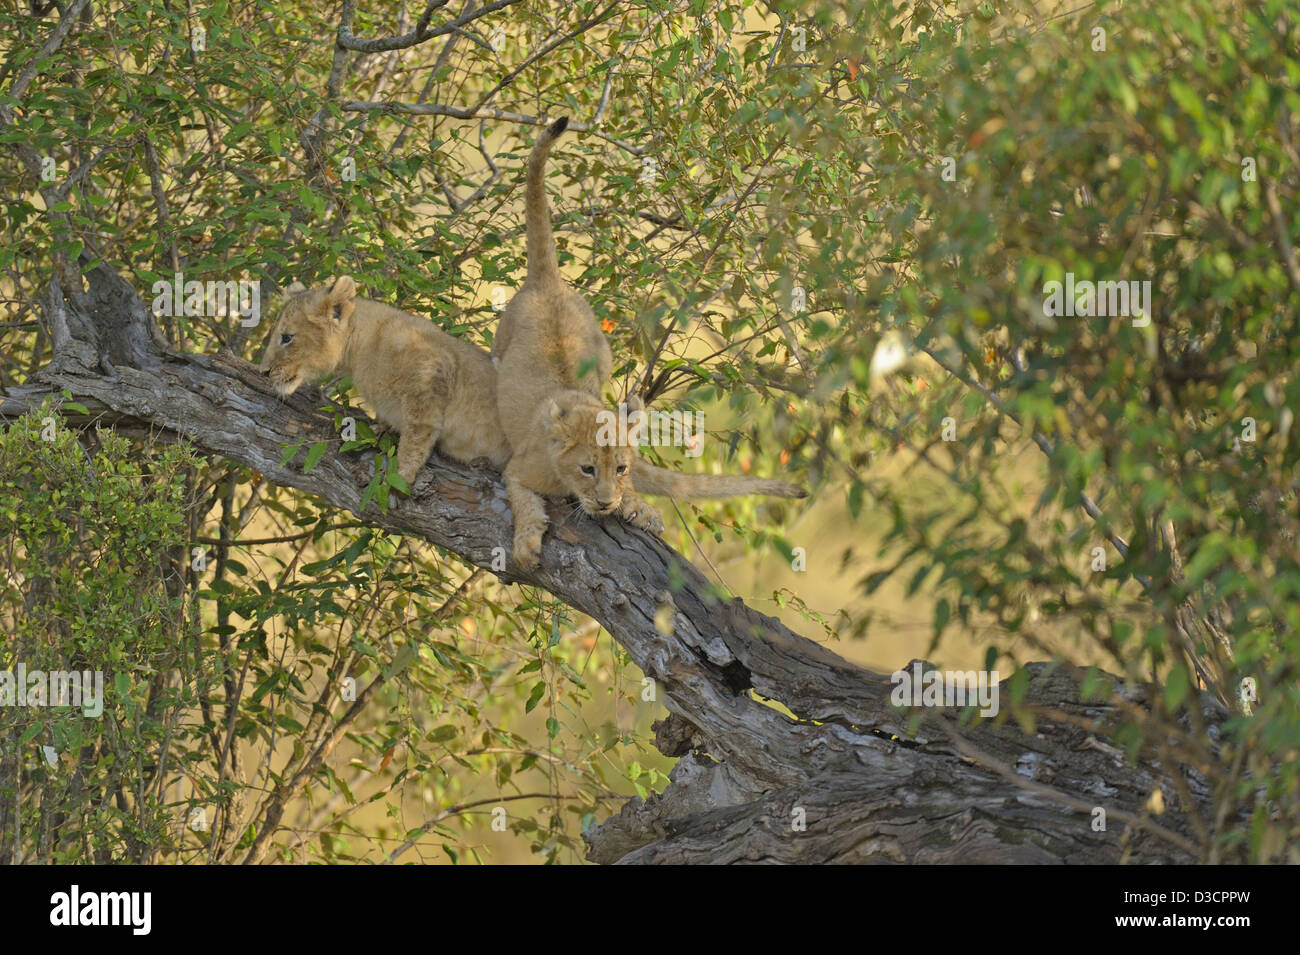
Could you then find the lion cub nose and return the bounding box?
[596,499,615,510]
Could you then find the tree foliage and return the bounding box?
[0,0,1296,862]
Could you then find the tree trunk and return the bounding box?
[1,264,1217,863]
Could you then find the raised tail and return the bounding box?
[632,459,807,500]
[525,116,568,286]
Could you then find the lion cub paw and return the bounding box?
[622,502,664,536]
[513,533,542,571]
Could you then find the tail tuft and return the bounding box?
[547,116,569,138]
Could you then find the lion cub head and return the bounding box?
[547,392,636,517]
[260,276,357,395]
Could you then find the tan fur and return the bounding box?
[492,119,805,570]
[260,276,511,488]
[630,460,805,499]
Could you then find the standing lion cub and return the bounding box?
[260,277,510,487]
[492,118,806,570]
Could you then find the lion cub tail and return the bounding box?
[631,459,807,500]
[525,115,569,287]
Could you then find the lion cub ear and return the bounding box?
[548,398,579,439]
[322,275,357,323]
[327,275,357,302]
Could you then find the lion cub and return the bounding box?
[260,276,510,487]
[493,119,805,570]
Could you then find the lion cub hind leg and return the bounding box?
[505,464,550,570]
[618,490,664,536]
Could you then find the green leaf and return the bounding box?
[385,641,417,679]
[303,441,329,473]
[848,481,864,518]
[933,598,950,634]
[1164,664,1190,714]
[19,722,44,746]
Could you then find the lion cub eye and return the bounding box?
[615,465,628,475]
[280,333,294,346]
[580,465,595,476]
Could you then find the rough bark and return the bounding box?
[1,264,1219,863]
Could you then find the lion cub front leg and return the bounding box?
[395,417,438,489]
[395,396,445,490]
[393,357,453,490]
[504,465,550,570]
[618,490,664,536]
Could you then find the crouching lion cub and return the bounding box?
[260,276,511,487]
